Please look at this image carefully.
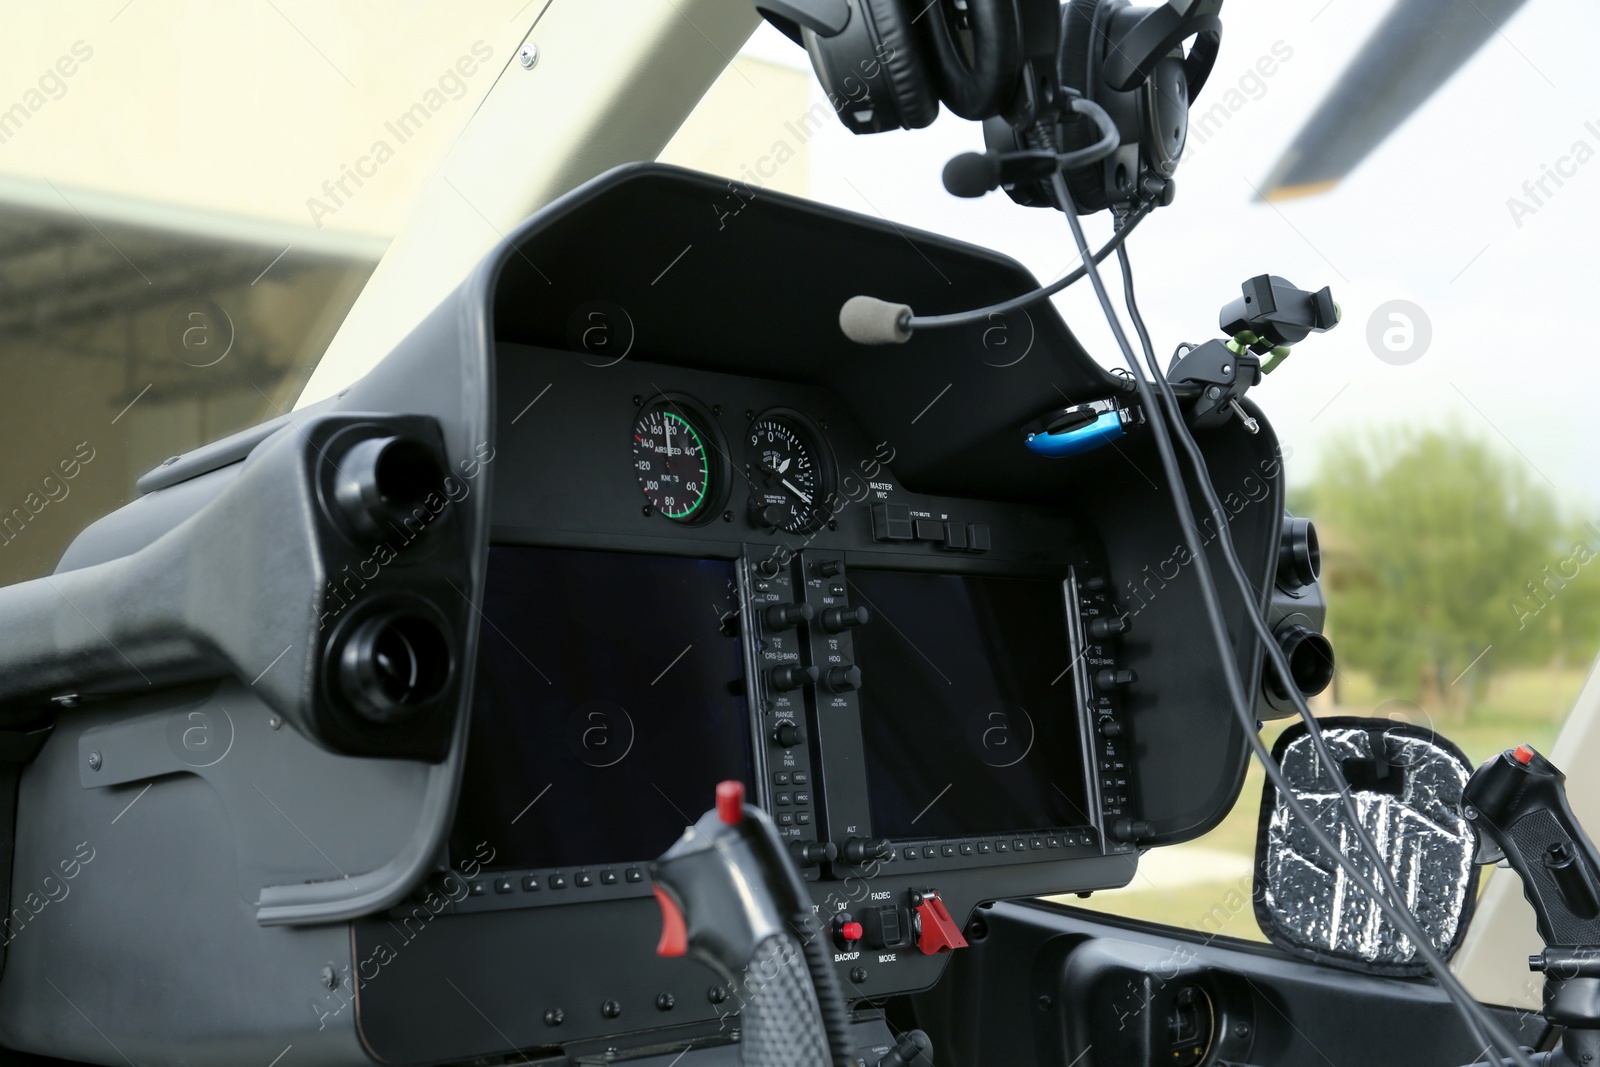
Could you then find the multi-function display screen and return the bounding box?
[449,546,753,870]
[848,569,1091,840]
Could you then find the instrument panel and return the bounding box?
[390,343,1145,1021]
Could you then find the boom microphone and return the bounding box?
[839,296,913,345]
[836,204,1150,345]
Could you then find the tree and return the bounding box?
[1306,426,1599,718]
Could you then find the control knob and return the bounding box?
[840,836,891,864]
[790,840,837,867]
[1094,667,1137,691]
[825,665,862,693]
[763,602,814,631]
[1109,817,1153,843]
[816,559,844,578]
[749,500,788,529]
[772,720,807,748]
[768,663,817,692]
[1088,614,1130,640]
[821,605,870,633]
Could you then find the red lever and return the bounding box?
[1513,744,1536,765]
[914,892,968,955]
[653,886,688,957]
[716,780,745,825]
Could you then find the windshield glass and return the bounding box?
[0,5,515,585]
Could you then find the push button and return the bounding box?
[871,503,914,542]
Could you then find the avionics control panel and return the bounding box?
[409,345,1143,1006]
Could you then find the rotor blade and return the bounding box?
[1256,0,1531,202]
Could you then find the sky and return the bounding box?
[741,0,1597,502]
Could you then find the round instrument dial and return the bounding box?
[633,403,714,522]
[747,412,835,534]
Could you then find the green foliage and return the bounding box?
[1309,425,1600,713]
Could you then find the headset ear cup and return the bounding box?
[921,0,1023,120]
[861,0,942,130]
[801,0,940,133]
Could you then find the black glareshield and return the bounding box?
[650,793,851,1067]
[1464,745,1600,947]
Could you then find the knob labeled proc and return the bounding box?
[772,720,806,748]
[826,665,862,693]
[763,601,814,631]
[1088,614,1130,640]
[1094,668,1137,691]
[822,604,870,634]
[768,664,818,692]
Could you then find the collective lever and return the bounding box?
[650,781,852,1067]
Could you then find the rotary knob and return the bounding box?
[1094,668,1136,691]
[763,602,814,631]
[821,605,870,633]
[840,836,891,864]
[772,720,806,748]
[1088,615,1130,640]
[790,840,837,867]
[768,664,818,692]
[825,665,862,693]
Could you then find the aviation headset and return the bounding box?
[765,0,1221,212]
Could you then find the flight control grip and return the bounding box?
[1464,744,1600,946]
[649,781,851,1067]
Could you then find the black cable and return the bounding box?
[1044,160,1529,1067]
[1057,94,1120,170]
[904,205,1149,332]
[1109,232,1534,1067]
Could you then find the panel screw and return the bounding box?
[543,1008,564,1027]
[1038,994,1053,1010]
[850,967,868,983]
[723,510,733,522]
[1234,1022,1251,1039]
[320,964,339,990]
[642,504,653,517]
[708,985,728,1004]
[655,992,675,1011]
[518,43,539,69]
[87,750,102,772]
[601,999,621,1019]
[268,716,283,730]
